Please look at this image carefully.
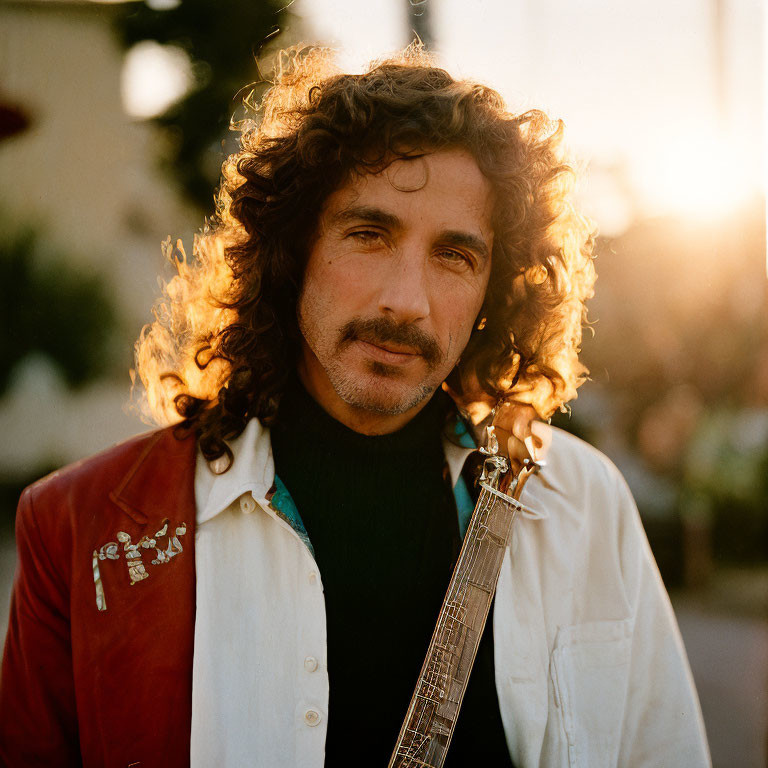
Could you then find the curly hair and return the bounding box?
[133,45,596,464]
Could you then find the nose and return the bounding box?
[376,246,431,324]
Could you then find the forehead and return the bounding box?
[321,148,494,234]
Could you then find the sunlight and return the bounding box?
[640,132,755,221]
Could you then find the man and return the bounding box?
[0,47,709,766]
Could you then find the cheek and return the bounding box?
[301,257,341,321]
[438,272,488,327]
[450,307,479,350]
[307,255,381,319]
[298,256,341,346]
[299,275,364,357]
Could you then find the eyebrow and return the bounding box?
[332,205,491,263]
[439,230,491,263]
[331,205,402,231]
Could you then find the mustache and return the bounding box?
[338,317,442,367]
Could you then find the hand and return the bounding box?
[443,377,552,470]
[491,400,552,471]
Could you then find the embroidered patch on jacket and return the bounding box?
[92,518,187,611]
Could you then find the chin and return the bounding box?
[332,367,436,416]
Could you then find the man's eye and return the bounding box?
[437,249,472,267]
[350,230,383,244]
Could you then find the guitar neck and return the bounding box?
[388,478,522,768]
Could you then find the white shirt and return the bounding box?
[190,417,711,767]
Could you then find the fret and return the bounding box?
[420,670,449,695]
[442,601,468,624]
[416,686,443,704]
[464,578,493,594]
[432,640,453,653]
[395,757,433,768]
[419,673,448,695]
[475,524,507,547]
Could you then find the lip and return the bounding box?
[355,339,420,365]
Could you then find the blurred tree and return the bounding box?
[569,197,768,568]
[0,224,121,397]
[114,0,289,210]
[681,405,768,565]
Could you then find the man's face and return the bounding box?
[297,147,493,428]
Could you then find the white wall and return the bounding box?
[0,2,200,474]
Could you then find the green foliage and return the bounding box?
[113,0,289,209]
[0,225,120,396]
[681,407,768,564]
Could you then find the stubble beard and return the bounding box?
[324,355,436,415]
[299,311,447,416]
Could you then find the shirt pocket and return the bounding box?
[550,619,632,768]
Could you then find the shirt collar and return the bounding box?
[195,412,477,527]
[195,417,274,525]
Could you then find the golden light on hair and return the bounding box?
[133,44,596,458]
[524,265,548,285]
[132,235,237,425]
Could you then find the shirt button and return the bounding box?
[210,456,228,474]
[304,709,321,727]
[308,571,317,585]
[304,656,318,673]
[239,495,256,514]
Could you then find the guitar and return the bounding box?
[388,424,542,768]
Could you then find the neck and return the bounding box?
[296,359,431,436]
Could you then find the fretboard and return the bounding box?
[388,474,525,768]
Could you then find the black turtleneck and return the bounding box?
[270,377,513,766]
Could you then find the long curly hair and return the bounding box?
[133,45,596,464]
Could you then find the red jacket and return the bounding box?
[0,428,198,768]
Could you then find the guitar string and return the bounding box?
[401,487,513,762]
[406,489,493,749]
[417,479,524,763]
[398,463,535,764]
[402,488,498,757]
[397,490,493,759]
[396,485,515,763]
[403,489,505,764]
[438,493,509,758]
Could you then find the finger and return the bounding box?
[506,432,529,465]
[509,405,537,445]
[491,403,533,462]
[493,412,552,464]
[492,401,535,430]
[526,420,552,463]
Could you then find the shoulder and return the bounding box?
[517,428,655,618]
[23,428,170,504]
[526,425,639,540]
[544,426,628,498]
[17,427,193,543]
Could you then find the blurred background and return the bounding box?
[0,0,765,764]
